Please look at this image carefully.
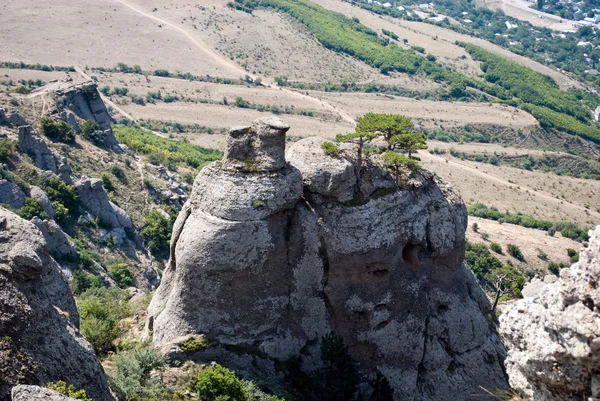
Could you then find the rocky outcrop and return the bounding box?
[18,125,58,174]
[30,217,78,261]
[0,180,26,209]
[11,385,78,401]
[0,109,27,127]
[0,207,114,401]
[74,178,134,233]
[500,226,600,401]
[145,118,507,400]
[29,186,56,219]
[55,81,119,150]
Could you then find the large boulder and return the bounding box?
[0,180,26,209]
[145,118,507,400]
[11,385,78,401]
[500,226,600,401]
[29,186,56,219]
[30,217,78,261]
[0,207,114,401]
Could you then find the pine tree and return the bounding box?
[335,131,378,192]
[355,112,414,150]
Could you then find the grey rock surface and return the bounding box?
[30,217,78,261]
[55,81,119,150]
[75,178,134,232]
[18,125,59,174]
[11,385,78,401]
[145,120,507,400]
[29,186,56,219]
[0,179,26,209]
[0,207,114,401]
[500,226,600,401]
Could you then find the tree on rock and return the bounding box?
[335,131,378,192]
[355,113,414,150]
[383,151,420,186]
[389,132,427,158]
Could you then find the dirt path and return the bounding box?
[421,151,600,219]
[74,66,137,121]
[112,0,357,125]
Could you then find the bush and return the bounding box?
[318,332,358,401]
[47,381,91,401]
[76,287,129,354]
[80,119,100,138]
[507,244,525,262]
[108,264,134,288]
[472,222,479,233]
[109,346,167,401]
[0,139,16,162]
[321,141,340,155]
[17,197,48,220]
[140,210,172,258]
[52,201,69,223]
[147,152,165,166]
[44,177,79,215]
[179,336,209,352]
[111,166,126,182]
[489,242,502,254]
[548,261,560,275]
[40,116,75,144]
[193,364,247,401]
[567,248,579,263]
[101,173,116,192]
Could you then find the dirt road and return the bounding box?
[113,0,357,125]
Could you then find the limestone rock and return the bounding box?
[18,125,59,174]
[0,207,114,401]
[29,186,55,219]
[0,180,26,209]
[500,226,600,401]
[75,178,134,232]
[55,81,119,150]
[6,110,27,127]
[11,385,79,401]
[286,137,356,202]
[30,217,77,261]
[145,118,507,400]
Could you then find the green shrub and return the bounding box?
[109,346,167,401]
[40,116,75,144]
[548,261,560,275]
[153,69,170,77]
[44,177,79,216]
[147,152,165,166]
[111,165,126,182]
[102,173,116,192]
[507,244,525,262]
[567,248,579,263]
[140,210,172,258]
[108,264,134,288]
[47,381,91,401]
[17,197,49,220]
[52,201,69,223]
[321,141,340,155]
[472,222,479,233]
[81,119,100,138]
[76,287,129,354]
[179,336,209,352]
[194,364,247,401]
[489,242,502,254]
[0,139,16,162]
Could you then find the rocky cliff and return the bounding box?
[0,207,114,401]
[500,225,600,401]
[144,117,507,400]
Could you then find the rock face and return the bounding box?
[145,118,507,400]
[55,81,119,150]
[30,217,78,261]
[0,179,26,209]
[11,385,78,401]
[29,186,56,219]
[18,125,59,174]
[74,178,134,233]
[0,207,114,401]
[500,226,600,401]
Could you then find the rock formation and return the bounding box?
[29,186,56,219]
[0,179,26,209]
[11,385,79,401]
[500,226,600,401]
[0,206,114,401]
[30,217,78,261]
[145,118,507,400]
[74,177,135,234]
